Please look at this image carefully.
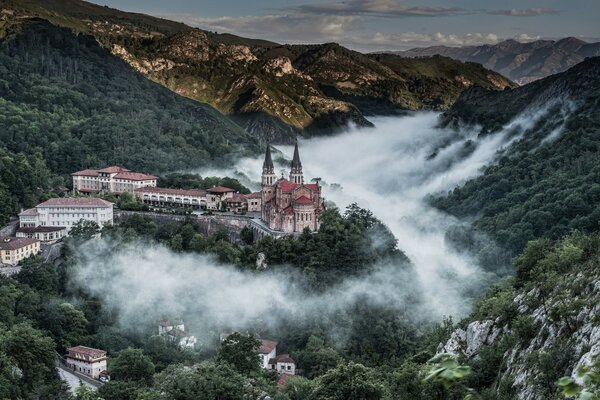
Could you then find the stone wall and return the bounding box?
[114,211,253,243]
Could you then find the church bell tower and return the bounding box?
[262,144,276,187]
[289,140,304,184]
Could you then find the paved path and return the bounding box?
[56,365,101,393]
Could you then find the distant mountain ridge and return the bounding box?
[0,0,514,142]
[388,38,600,84]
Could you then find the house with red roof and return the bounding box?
[71,165,157,195]
[260,142,325,233]
[65,346,108,379]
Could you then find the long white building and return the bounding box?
[19,198,114,233]
[72,165,157,195]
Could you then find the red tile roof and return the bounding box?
[294,196,312,204]
[225,194,248,203]
[207,186,236,194]
[19,208,39,216]
[245,192,262,199]
[66,346,106,357]
[304,183,319,191]
[37,198,113,208]
[97,166,130,174]
[71,169,100,177]
[0,237,39,251]
[135,187,206,197]
[277,179,299,193]
[258,339,278,354]
[114,171,158,181]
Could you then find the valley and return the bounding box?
[0,1,598,399]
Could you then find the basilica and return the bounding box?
[261,142,325,233]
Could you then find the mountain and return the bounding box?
[434,57,600,254]
[390,38,600,85]
[0,0,514,142]
[0,18,259,224]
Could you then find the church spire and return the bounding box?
[262,144,276,186]
[263,144,274,172]
[289,139,304,184]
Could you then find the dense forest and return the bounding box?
[434,57,600,254]
[3,204,597,399]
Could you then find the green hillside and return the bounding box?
[434,57,600,253]
[0,0,514,141]
[0,18,259,224]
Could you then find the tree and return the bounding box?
[15,257,59,295]
[294,335,340,378]
[110,348,155,384]
[217,332,261,375]
[311,362,385,400]
[155,362,248,400]
[70,220,101,240]
[97,381,144,400]
[240,226,254,245]
[0,323,57,391]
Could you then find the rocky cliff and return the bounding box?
[438,233,600,399]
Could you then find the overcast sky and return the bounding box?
[89,0,599,51]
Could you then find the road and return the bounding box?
[57,365,100,393]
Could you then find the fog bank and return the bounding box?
[72,106,571,340]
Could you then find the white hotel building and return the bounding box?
[72,165,157,195]
[19,198,114,234]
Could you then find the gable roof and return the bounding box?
[37,197,113,208]
[269,354,295,364]
[294,196,312,205]
[114,171,158,181]
[258,339,278,354]
[97,166,130,174]
[19,208,39,216]
[66,346,106,357]
[207,186,236,194]
[0,237,39,250]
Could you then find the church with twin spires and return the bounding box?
[260,142,325,233]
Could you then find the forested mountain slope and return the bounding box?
[434,57,600,254]
[0,0,514,142]
[0,18,259,224]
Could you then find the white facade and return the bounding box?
[135,187,207,209]
[0,237,40,266]
[158,320,197,350]
[258,339,278,370]
[72,166,157,195]
[269,355,296,375]
[65,346,107,379]
[16,227,67,243]
[206,187,236,210]
[20,198,114,233]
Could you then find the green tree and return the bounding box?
[0,323,57,392]
[155,362,247,400]
[110,348,155,384]
[70,220,101,240]
[311,361,385,400]
[217,332,261,375]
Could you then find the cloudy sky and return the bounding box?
[90,0,599,51]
